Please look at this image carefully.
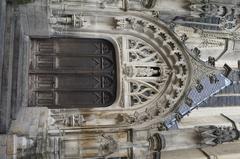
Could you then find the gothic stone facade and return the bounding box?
[0,0,240,159]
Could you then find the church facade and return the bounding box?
[0,0,240,158]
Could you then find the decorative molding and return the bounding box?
[148,132,166,151]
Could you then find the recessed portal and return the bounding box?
[28,38,117,108]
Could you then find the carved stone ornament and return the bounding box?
[113,16,192,123]
[189,1,238,31]
[63,114,86,127]
[148,133,166,151]
[190,58,217,86]
[196,125,240,146]
[98,134,118,157]
[122,36,169,107]
[50,14,88,28]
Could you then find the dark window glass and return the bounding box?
[29,38,117,108]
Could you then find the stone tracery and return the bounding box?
[122,37,169,107]
[114,16,192,121]
[46,13,194,124]
[0,0,238,158]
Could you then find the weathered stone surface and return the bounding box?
[10,107,48,137]
[0,0,14,134]
[0,145,7,159]
[19,2,50,37]
[6,135,16,155]
[0,135,7,146]
[1,0,240,158]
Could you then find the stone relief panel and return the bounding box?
[189,1,240,31]
[48,110,86,128]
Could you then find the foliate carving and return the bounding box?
[152,11,160,18]
[73,14,88,28]
[115,17,141,30]
[99,135,118,157]
[117,113,136,124]
[196,125,239,146]
[134,111,150,122]
[180,33,188,42]
[191,47,201,58]
[207,56,215,67]
[115,17,128,29]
